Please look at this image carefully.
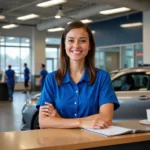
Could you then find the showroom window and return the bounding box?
[0,36,31,82]
[45,38,60,73]
[95,43,143,71]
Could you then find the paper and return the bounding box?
[83,125,132,137]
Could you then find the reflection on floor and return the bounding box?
[0,91,39,132]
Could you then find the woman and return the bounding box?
[37,21,120,129]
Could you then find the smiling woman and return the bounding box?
[37,21,120,130]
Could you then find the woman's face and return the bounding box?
[65,28,90,62]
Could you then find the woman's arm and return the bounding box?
[39,103,114,129]
[80,103,114,129]
[39,105,80,129]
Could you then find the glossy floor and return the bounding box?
[0,91,38,132]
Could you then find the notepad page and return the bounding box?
[83,125,132,137]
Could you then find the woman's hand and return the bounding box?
[40,102,61,118]
[79,117,111,129]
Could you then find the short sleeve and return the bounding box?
[36,74,55,109]
[99,72,120,110]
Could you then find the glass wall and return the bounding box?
[45,47,58,72]
[0,36,31,82]
[95,43,143,71]
[122,45,134,68]
[135,44,143,67]
[96,46,120,71]
[45,37,60,72]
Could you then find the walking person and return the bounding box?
[37,21,120,129]
[23,63,30,93]
[39,64,48,91]
[5,65,15,100]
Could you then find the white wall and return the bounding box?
[143,11,150,64]
[31,28,46,75]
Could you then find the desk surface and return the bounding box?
[1,121,150,150]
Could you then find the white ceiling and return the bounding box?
[0,0,150,32]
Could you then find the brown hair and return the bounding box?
[55,21,96,85]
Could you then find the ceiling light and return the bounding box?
[100,7,131,15]
[37,0,67,8]
[17,14,39,20]
[81,19,93,24]
[47,27,64,32]
[68,19,93,24]
[92,30,96,34]
[2,24,19,29]
[55,6,64,19]
[0,14,5,20]
[120,22,143,28]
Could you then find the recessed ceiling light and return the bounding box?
[0,15,5,20]
[47,27,64,32]
[37,0,67,8]
[120,22,143,28]
[17,14,39,20]
[2,24,19,29]
[67,19,93,24]
[81,19,93,24]
[100,7,131,15]
[92,30,96,34]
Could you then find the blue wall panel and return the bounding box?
[89,12,143,46]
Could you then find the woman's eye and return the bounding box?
[68,39,74,43]
[80,40,86,43]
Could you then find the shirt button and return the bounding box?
[76,90,78,93]
[74,102,77,105]
[74,113,77,116]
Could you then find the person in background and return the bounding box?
[37,21,120,129]
[23,63,30,94]
[39,64,48,91]
[5,65,16,100]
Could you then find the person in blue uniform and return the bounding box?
[5,65,16,100]
[37,21,120,129]
[39,64,48,91]
[23,63,30,93]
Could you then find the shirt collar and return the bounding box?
[62,68,90,84]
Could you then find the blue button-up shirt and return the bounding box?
[37,68,119,118]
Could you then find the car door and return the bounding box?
[112,71,150,122]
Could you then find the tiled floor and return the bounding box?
[0,91,38,132]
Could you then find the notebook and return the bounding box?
[83,124,150,137]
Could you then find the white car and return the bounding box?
[21,66,150,130]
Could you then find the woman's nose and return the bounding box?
[73,41,80,48]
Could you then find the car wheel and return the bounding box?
[31,111,40,130]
